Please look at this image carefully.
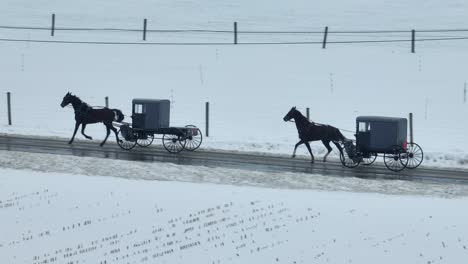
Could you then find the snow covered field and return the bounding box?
[1,151,468,264]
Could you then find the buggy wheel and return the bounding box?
[340,151,361,168]
[162,134,187,153]
[362,153,377,166]
[384,145,408,172]
[117,128,137,150]
[136,133,154,147]
[184,125,203,151]
[406,143,423,169]
[339,142,360,168]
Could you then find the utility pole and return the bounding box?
[409,113,413,143]
[464,82,466,104]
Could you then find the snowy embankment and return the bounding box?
[1,151,468,264]
[1,150,467,197]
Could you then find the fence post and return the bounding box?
[322,26,328,49]
[409,112,413,144]
[306,107,310,121]
[464,82,466,103]
[411,29,415,53]
[51,13,55,36]
[105,96,109,108]
[234,22,238,44]
[143,18,147,41]
[205,102,210,137]
[7,92,12,125]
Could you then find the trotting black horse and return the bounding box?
[60,92,124,146]
[283,106,345,163]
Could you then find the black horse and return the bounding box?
[283,107,345,163]
[60,92,124,146]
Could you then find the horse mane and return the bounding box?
[69,93,91,108]
[70,93,82,103]
[293,108,311,124]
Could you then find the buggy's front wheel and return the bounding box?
[162,134,187,153]
[384,145,408,172]
[136,133,154,147]
[362,153,377,166]
[340,152,360,168]
[117,127,137,150]
[339,142,360,168]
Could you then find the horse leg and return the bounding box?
[81,123,93,140]
[109,124,121,143]
[304,141,314,163]
[100,123,111,147]
[292,140,304,158]
[69,122,80,144]
[322,140,333,162]
[332,141,344,156]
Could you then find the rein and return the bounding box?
[287,119,355,134]
[65,101,129,120]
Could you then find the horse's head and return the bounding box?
[60,92,73,108]
[283,106,297,122]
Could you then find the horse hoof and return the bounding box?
[68,141,73,144]
[292,155,296,158]
[88,137,93,140]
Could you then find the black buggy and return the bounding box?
[340,116,423,172]
[115,99,202,153]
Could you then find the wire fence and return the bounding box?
[3,24,468,34]
[1,15,468,51]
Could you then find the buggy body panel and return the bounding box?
[356,116,407,153]
[132,99,170,130]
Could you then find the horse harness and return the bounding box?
[288,119,354,134]
[75,102,121,122]
[75,102,92,119]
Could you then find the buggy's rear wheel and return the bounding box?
[339,142,360,168]
[406,143,423,169]
[117,127,137,150]
[136,133,154,147]
[184,125,203,151]
[362,153,377,165]
[162,134,187,153]
[384,145,408,172]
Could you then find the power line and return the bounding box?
[1,36,468,46]
[2,24,468,34]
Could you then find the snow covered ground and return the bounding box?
[1,151,468,264]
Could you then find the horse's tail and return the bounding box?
[113,109,124,122]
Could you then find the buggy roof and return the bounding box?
[356,116,406,123]
[132,98,170,104]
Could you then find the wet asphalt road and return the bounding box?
[0,134,467,185]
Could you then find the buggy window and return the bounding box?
[134,104,146,114]
[359,122,371,132]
